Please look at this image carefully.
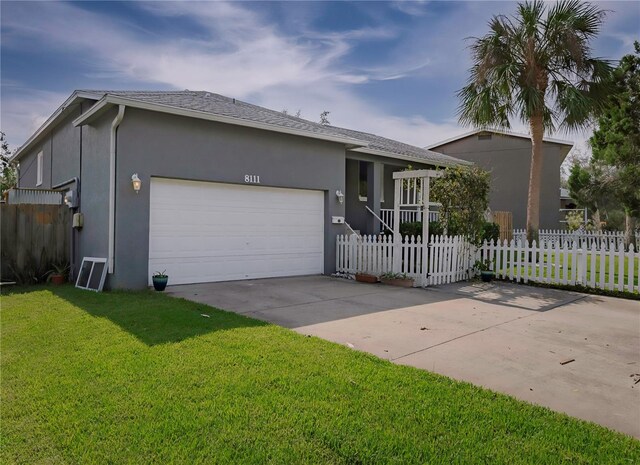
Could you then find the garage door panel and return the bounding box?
[149,178,324,285]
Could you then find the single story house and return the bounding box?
[427,129,573,230]
[12,90,467,289]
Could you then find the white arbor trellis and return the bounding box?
[391,169,442,284]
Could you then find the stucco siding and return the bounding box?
[51,107,83,186]
[110,108,347,289]
[77,107,113,268]
[433,133,564,229]
[17,106,84,189]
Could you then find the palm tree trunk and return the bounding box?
[624,212,636,249]
[527,115,544,243]
[592,209,601,231]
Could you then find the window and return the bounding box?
[36,151,43,186]
[358,161,385,202]
[358,161,367,201]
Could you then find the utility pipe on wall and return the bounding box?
[108,105,126,274]
[52,177,81,281]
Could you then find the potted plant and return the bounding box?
[152,270,169,291]
[380,272,414,288]
[355,273,379,283]
[475,259,494,283]
[48,262,69,285]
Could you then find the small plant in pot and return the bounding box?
[475,259,494,283]
[380,272,414,288]
[48,262,69,285]
[152,270,169,291]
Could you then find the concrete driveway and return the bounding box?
[167,276,640,438]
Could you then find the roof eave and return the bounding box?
[350,147,471,167]
[426,128,574,150]
[73,95,370,148]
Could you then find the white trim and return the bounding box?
[75,257,108,292]
[73,95,369,148]
[11,91,103,161]
[349,147,470,167]
[108,105,126,274]
[426,128,574,150]
[36,151,43,186]
[380,165,385,203]
[392,169,442,180]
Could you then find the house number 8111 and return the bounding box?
[244,175,261,184]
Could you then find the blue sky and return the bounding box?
[1,1,638,149]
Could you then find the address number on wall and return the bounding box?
[244,175,261,184]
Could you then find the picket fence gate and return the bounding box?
[479,239,638,293]
[335,234,474,286]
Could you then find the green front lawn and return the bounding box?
[2,287,638,464]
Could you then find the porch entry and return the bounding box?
[337,169,475,287]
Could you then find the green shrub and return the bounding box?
[393,221,446,238]
[481,222,500,243]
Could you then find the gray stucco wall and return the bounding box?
[17,106,84,189]
[76,107,114,270]
[111,108,347,289]
[432,134,565,229]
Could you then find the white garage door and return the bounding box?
[149,178,324,285]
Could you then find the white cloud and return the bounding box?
[0,86,68,151]
[0,0,462,147]
[1,0,637,152]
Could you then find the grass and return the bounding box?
[2,286,639,464]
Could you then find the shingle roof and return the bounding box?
[79,90,466,167]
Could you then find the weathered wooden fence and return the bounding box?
[1,204,71,281]
[336,234,473,286]
[479,239,639,293]
[493,211,513,242]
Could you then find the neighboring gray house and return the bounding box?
[428,129,573,230]
[12,90,466,289]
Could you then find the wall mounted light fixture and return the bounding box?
[131,173,142,194]
[336,190,344,204]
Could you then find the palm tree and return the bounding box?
[457,0,612,241]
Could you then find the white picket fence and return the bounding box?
[336,233,639,294]
[513,229,639,250]
[480,239,639,293]
[335,234,473,285]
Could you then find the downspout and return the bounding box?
[109,105,126,274]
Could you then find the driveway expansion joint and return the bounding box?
[391,294,588,362]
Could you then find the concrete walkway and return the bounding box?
[167,276,640,438]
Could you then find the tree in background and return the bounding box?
[431,165,491,245]
[590,41,640,247]
[319,111,331,125]
[0,131,17,196]
[566,161,609,230]
[457,0,612,242]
